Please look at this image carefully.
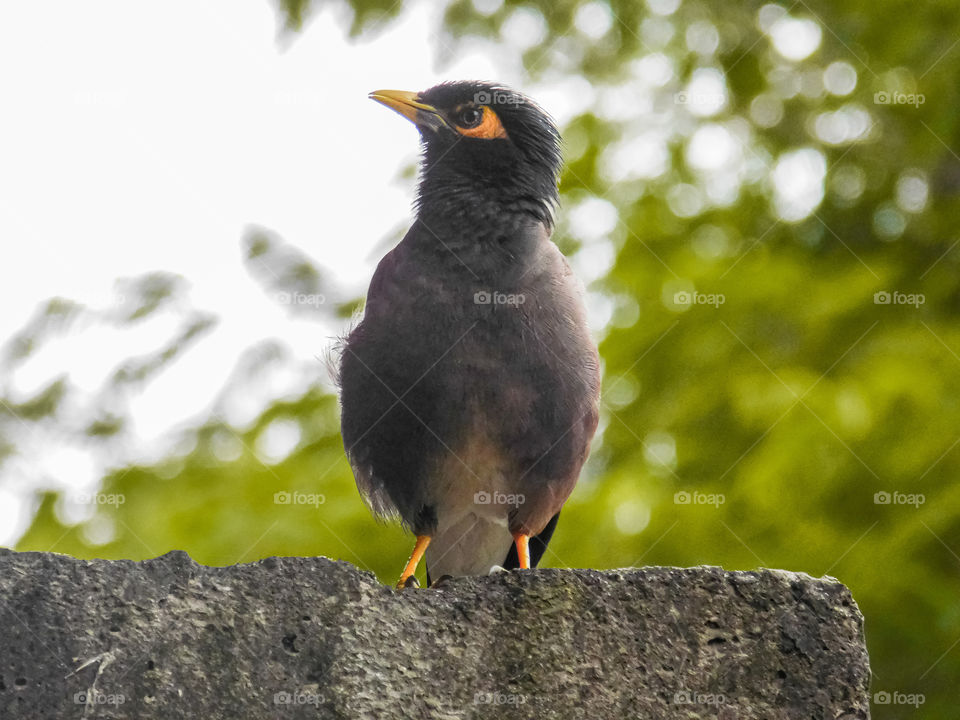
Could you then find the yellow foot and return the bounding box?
[512,532,531,569]
[396,534,431,589]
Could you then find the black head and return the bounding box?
[370,81,562,230]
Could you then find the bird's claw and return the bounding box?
[397,575,421,590]
[429,574,455,588]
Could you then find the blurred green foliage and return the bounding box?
[9,0,960,717]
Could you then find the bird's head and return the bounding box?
[370,81,562,230]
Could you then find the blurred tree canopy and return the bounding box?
[7,0,960,717]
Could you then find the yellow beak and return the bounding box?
[369,89,439,126]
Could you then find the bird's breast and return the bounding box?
[428,415,519,531]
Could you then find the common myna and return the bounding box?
[339,81,600,587]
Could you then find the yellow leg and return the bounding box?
[513,532,531,569]
[397,535,431,588]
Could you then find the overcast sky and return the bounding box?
[0,1,527,543]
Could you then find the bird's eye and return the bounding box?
[451,105,508,139]
[457,107,484,128]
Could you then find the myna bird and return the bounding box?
[338,81,600,587]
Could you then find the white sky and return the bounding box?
[0,1,520,543]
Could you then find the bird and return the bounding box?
[338,81,600,588]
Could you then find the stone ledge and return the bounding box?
[0,549,870,719]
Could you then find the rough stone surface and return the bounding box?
[0,550,870,719]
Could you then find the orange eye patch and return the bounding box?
[454,106,508,140]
